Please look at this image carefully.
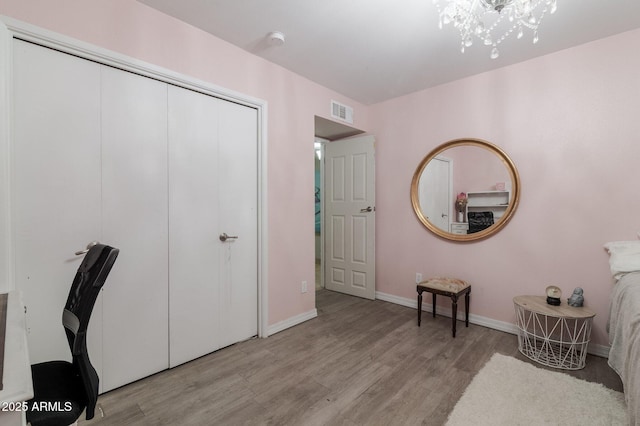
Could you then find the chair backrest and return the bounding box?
[63,243,119,419]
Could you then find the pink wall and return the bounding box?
[445,145,511,215]
[0,0,370,325]
[369,28,640,346]
[448,145,511,195]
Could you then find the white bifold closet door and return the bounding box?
[168,87,258,367]
[12,38,258,392]
[100,66,170,390]
[12,39,103,368]
[168,86,221,367]
[216,98,258,348]
[13,41,171,392]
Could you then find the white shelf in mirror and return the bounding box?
[465,190,510,221]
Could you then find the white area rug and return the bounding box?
[446,353,626,426]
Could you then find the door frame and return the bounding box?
[314,137,328,290]
[0,17,270,337]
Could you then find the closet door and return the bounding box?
[168,90,258,364]
[101,67,169,391]
[218,101,258,347]
[168,85,221,367]
[11,37,259,391]
[12,40,103,368]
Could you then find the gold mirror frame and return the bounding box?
[410,138,521,242]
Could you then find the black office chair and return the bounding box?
[26,243,119,426]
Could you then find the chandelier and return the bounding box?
[432,0,558,59]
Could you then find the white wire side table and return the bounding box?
[513,295,596,370]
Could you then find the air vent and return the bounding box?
[330,100,354,124]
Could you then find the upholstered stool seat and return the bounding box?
[417,277,471,337]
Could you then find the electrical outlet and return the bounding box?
[301,280,308,293]
[416,273,422,284]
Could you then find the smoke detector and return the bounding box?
[267,31,286,46]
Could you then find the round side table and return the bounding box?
[513,295,595,370]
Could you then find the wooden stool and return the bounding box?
[417,278,471,338]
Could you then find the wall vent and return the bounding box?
[330,100,354,124]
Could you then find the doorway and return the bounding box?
[314,137,327,291]
[314,116,376,300]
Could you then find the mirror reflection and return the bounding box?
[411,139,520,241]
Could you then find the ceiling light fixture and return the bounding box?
[432,0,558,59]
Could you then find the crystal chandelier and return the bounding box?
[432,0,558,59]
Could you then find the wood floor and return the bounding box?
[80,289,623,426]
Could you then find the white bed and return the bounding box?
[608,270,640,425]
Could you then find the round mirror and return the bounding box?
[410,138,521,241]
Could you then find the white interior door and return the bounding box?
[168,88,258,365]
[419,156,452,231]
[324,135,375,300]
[217,100,258,347]
[12,40,104,370]
[101,66,169,391]
[168,85,221,367]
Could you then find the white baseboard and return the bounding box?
[587,343,610,358]
[266,293,611,359]
[375,291,611,358]
[267,308,318,336]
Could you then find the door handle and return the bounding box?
[360,206,374,213]
[75,241,99,256]
[219,233,238,242]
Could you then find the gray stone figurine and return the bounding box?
[567,287,584,307]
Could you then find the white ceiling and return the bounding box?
[138,0,640,105]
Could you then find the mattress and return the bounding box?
[608,271,640,424]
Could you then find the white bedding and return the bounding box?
[608,271,640,425]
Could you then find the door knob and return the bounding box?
[219,233,238,242]
[360,206,374,213]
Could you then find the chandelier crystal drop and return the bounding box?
[432,0,558,59]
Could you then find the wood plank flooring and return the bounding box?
[80,289,623,425]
